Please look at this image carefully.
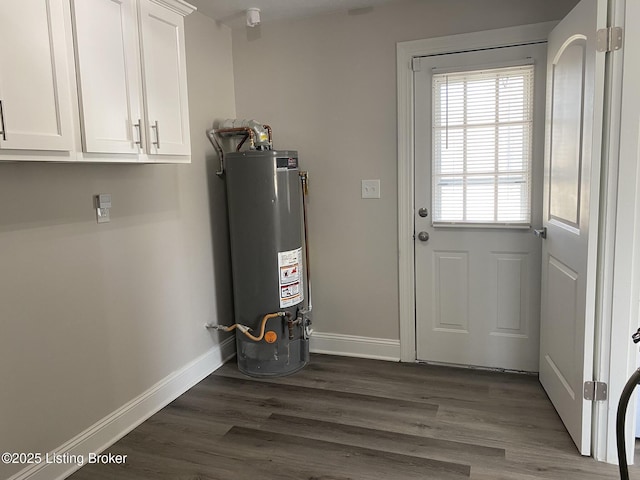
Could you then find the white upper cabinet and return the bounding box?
[72,0,193,159]
[0,0,74,151]
[139,0,192,156]
[73,0,143,154]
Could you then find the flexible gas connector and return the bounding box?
[206,323,252,334]
[206,312,291,342]
[242,312,283,341]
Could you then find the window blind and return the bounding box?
[432,64,534,226]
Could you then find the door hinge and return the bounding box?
[584,381,608,401]
[596,27,623,52]
[411,57,421,72]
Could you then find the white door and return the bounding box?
[611,0,640,463]
[0,0,73,151]
[539,0,606,456]
[138,0,191,156]
[414,43,546,371]
[73,0,143,154]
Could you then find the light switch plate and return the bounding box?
[361,179,380,199]
[95,194,111,224]
[97,193,112,208]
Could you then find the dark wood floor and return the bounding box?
[69,354,631,479]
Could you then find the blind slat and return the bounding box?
[432,64,534,225]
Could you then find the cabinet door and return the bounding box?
[73,0,143,154]
[139,0,191,156]
[0,0,74,151]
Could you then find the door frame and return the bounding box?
[596,0,640,464]
[396,21,556,363]
[396,15,636,463]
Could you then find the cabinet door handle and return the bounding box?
[134,119,142,147]
[151,121,160,149]
[0,100,6,141]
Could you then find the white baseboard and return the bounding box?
[310,332,401,362]
[8,336,236,480]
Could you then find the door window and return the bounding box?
[432,64,534,226]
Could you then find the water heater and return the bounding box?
[226,150,309,376]
[207,123,311,377]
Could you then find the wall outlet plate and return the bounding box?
[361,179,381,199]
[96,207,110,224]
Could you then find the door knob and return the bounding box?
[534,227,547,239]
[417,231,429,242]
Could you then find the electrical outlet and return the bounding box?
[96,207,110,224]
[361,179,380,199]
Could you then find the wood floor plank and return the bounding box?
[214,356,554,415]
[199,374,568,453]
[223,426,471,479]
[201,374,440,414]
[260,413,621,480]
[435,403,568,435]
[214,359,493,405]
[187,376,440,435]
[67,354,636,480]
[76,419,470,480]
[263,412,505,460]
[145,409,233,437]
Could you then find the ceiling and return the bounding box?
[189,0,404,27]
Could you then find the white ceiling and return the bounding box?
[189,0,404,27]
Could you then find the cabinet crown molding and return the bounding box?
[148,0,196,16]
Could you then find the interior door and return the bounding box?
[414,43,546,372]
[538,0,606,455]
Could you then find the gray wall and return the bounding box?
[231,0,578,341]
[0,12,235,479]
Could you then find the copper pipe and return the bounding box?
[213,127,256,150]
[215,126,255,136]
[236,133,250,151]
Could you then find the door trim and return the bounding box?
[596,0,640,464]
[396,22,557,363]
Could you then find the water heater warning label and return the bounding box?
[278,247,303,308]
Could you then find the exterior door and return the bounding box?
[414,43,546,372]
[538,0,606,456]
